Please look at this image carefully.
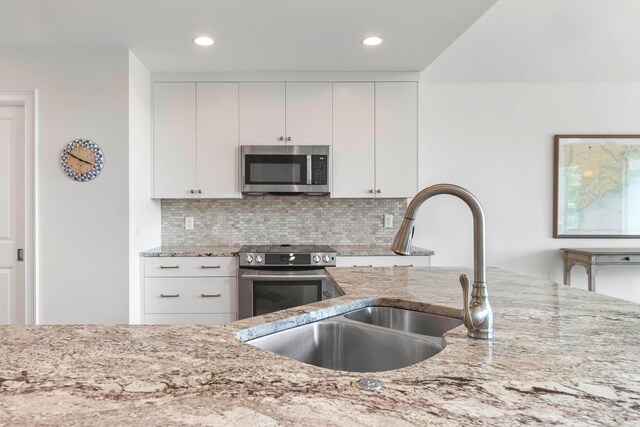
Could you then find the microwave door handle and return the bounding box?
[306,154,312,185]
[241,274,328,281]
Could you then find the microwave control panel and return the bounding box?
[311,155,328,185]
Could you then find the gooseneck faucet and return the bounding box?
[391,184,493,340]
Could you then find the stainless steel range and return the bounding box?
[238,244,339,319]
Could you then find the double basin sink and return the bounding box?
[245,307,462,372]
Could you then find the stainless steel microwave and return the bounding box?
[241,145,330,195]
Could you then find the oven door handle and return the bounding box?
[241,274,328,281]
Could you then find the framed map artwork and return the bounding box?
[554,135,640,238]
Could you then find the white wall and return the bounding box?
[417,83,640,303]
[0,48,130,323]
[416,1,640,303]
[128,52,161,324]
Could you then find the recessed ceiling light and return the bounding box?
[362,36,383,46]
[193,36,215,46]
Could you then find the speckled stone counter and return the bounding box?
[140,245,241,257]
[2,267,639,426]
[332,245,434,256]
[140,245,434,257]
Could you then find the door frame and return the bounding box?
[0,90,37,324]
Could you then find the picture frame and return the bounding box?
[554,135,640,238]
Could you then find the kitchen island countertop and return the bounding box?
[1,267,639,425]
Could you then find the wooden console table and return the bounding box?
[560,248,640,292]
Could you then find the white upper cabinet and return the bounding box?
[332,83,375,198]
[239,82,286,145]
[153,82,240,199]
[332,81,418,199]
[153,78,417,199]
[285,82,332,145]
[197,83,240,198]
[239,82,332,146]
[153,82,197,198]
[375,82,418,198]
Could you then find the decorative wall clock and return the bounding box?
[61,139,104,181]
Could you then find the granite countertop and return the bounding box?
[140,245,241,257]
[331,245,434,256]
[2,267,639,425]
[140,245,434,257]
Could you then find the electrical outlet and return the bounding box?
[384,214,394,228]
[185,216,194,230]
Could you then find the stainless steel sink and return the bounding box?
[247,320,443,372]
[344,307,462,337]
[245,306,462,372]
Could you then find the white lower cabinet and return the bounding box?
[336,256,431,268]
[142,257,237,324]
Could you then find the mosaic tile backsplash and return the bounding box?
[162,197,408,246]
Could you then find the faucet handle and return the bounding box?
[459,273,474,331]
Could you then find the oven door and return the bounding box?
[238,268,332,319]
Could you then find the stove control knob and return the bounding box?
[312,254,321,263]
[245,254,254,263]
[255,255,263,264]
[322,254,331,263]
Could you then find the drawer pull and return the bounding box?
[625,256,631,261]
[353,265,373,267]
[160,293,180,298]
[201,265,221,269]
[160,265,180,269]
[394,264,414,267]
[201,293,222,298]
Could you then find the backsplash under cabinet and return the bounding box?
[162,197,407,246]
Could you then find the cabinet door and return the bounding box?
[153,83,197,198]
[239,82,285,145]
[285,82,332,145]
[375,82,418,198]
[197,83,240,198]
[332,83,375,198]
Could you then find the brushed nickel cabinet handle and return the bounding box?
[160,265,180,269]
[190,190,195,194]
[201,265,221,269]
[625,256,631,261]
[160,293,180,298]
[353,265,373,267]
[369,189,374,193]
[286,136,292,141]
[279,136,284,141]
[394,264,414,267]
[201,293,222,298]
[376,189,381,194]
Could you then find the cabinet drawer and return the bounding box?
[144,277,236,314]
[144,313,236,325]
[596,255,640,264]
[336,256,431,268]
[144,257,237,277]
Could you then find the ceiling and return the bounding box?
[0,0,496,72]
[423,0,640,82]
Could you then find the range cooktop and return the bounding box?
[239,244,336,254]
[238,244,337,267]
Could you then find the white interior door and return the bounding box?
[0,106,25,325]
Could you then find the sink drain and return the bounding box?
[355,378,383,392]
